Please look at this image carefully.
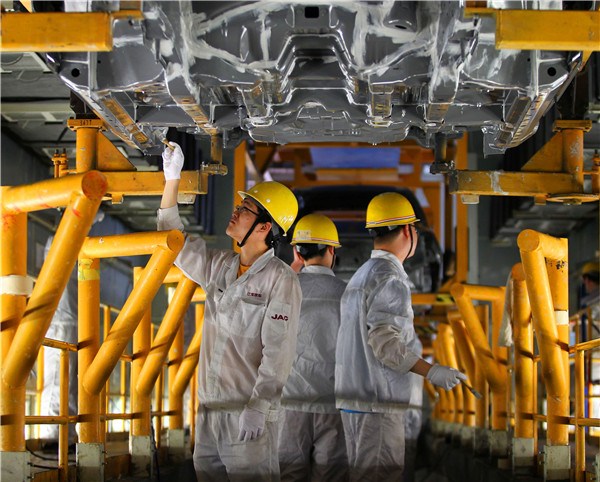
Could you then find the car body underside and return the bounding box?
[45,1,584,155]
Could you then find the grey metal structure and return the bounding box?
[46,1,583,154]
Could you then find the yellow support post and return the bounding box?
[168,322,185,430]
[82,231,184,396]
[447,311,476,428]
[58,349,69,482]
[575,349,585,482]
[101,305,111,442]
[233,142,247,252]
[511,264,534,439]
[474,305,489,430]
[0,207,27,454]
[153,361,163,450]
[78,257,101,443]
[517,230,570,446]
[131,267,151,437]
[171,305,204,401]
[450,284,508,430]
[455,135,469,283]
[438,324,464,424]
[136,276,197,397]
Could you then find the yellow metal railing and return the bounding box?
[426,231,600,479]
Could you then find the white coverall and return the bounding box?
[158,206,302,482]
[39,236,78,442]
[402,338,424,482]
[335,250,422,482]
[279,265,348,481]
[582,287,600,422]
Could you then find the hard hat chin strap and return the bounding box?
[237,218,262,248]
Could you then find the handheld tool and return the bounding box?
[162,138,174,150]
[462,380,482,399]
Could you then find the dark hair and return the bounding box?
[369,225,403,243]
[584,272,600,284]
[295,244,328,261]
[254,204,279,249]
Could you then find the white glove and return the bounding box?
[238,406,266,442]
[162,141,184,181]
[426,364,467,390]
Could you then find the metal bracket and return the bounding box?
[541,445,571,481]
[201,163,228,176]
[77,443,105,482]
[512,437,535,471]
[449,120,598,204]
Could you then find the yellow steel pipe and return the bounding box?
[563,129,584,186]
[80,230,183,259]
[136,276,197,397]
[59,349,69,482]
[154,367,164,449]
[575,349,585,482]
[131,267,151,437]
[101,305,111,442]
[518,230,569,445]
[168,322,185,429]
[192,287,206,303]
[447,314,476,427]
[0,209,27,451]
[78,257,101,443]
[512,263,535,439]
[433,337,455,422]
[447,312,475,380]
[474,305,489,429]
[438,324,463,423]
[3,191,104,389]
[163,266,184,284]
[172,305,204,398]
[83,240,183,395]
[1,171,107,214]
[495,9,600,52]
[74,124,100,172]
[450,284,507,391]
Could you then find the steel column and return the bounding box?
[131,267,151,437]
[0,207,27,452]
[78,257,101,442]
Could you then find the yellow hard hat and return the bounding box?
[239,181,298,235]
[365,192,419,229]
[582,261,600,277]
[291,214,341,247]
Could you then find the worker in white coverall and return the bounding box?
[39,209,105,447]
[279,214,349,481]
[335,192,467,482]
[580,262,600,422]
[158,142,302,482]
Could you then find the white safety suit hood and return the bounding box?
[335,250,421,413]
[282,265,346,413]
[158,206,301,420]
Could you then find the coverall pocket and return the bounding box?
[231,298,266,337]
